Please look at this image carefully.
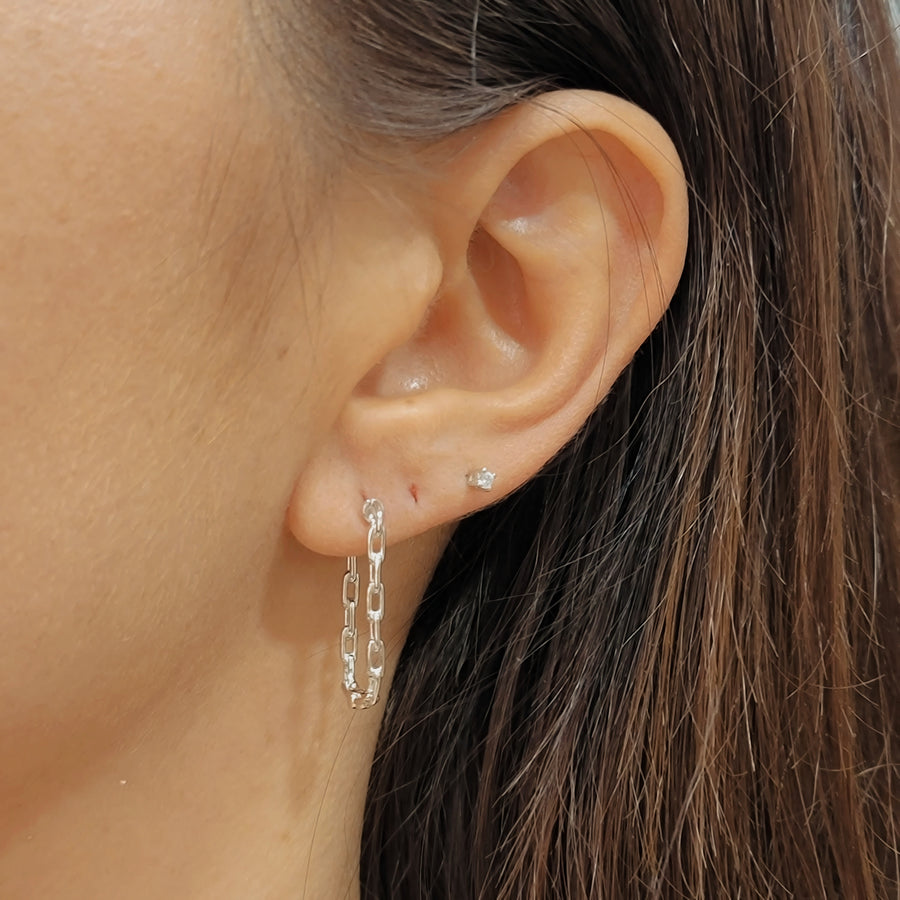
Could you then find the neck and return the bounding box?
[0,531,438,900]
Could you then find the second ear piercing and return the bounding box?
[466,468,496,491]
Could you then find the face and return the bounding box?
[0,1,334,807]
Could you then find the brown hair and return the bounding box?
[257,1,900,895]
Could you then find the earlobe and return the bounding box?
[287,90,688,557]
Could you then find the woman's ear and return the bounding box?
[287,89,688,555]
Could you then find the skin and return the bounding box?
[0,2,688,897]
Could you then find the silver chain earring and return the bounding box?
[341,499,386,710]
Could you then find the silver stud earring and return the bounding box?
[341,498,386,710]
[466,467,496,491]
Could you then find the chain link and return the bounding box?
[341,499,386,709]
